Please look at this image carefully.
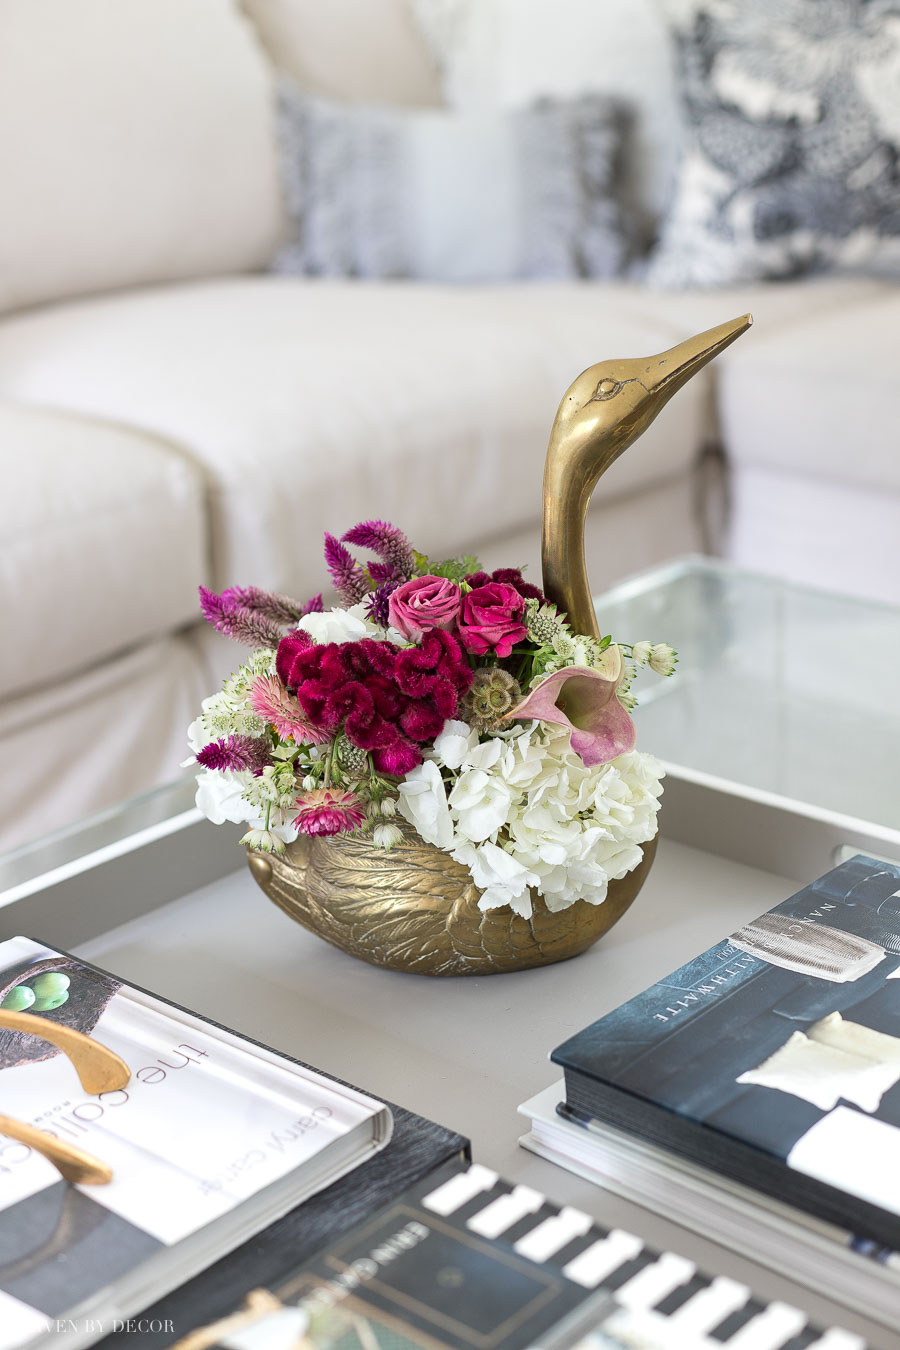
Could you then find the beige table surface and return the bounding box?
[74,836,899,1349]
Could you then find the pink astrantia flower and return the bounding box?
[249,675,330,744]
[293,788,367,836]
[505,665,636,767]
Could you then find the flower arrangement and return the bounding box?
[188,521,676,919]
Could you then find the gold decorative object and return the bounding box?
[0,1009,131,1094]
[0,1113,113,1185]
[249,317,751,974]
[170,1290,286,1350]
[542,314,752,640]
[0,1010,130,1183]
[249,821,656,976]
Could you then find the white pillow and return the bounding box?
[411,0,682,228]
[242,0,443,106]
[0,0,286,315]
[272,85,633,282]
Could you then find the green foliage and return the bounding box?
[415,553,481,583]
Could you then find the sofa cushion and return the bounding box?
[0,634,209,853]
[630,276,887,345]
[717,288,900,494]
[243,0,442,106]
[0,402,208,702]
[0,278,710,599]
[0,0,285,316]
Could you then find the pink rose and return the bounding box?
[457,582,527,659]
[388,575,462,640]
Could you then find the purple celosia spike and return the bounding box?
[323,534,369,604]
[302,593,324,615]
[196,735,272,772]
[367,560,400,586]
[365,582,393,628]
[198,587,283,648]
[222,585,305,626]
[342,520,414,579]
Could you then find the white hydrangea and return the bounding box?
[398,719,663,917]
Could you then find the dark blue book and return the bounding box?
[552,855,900,1251]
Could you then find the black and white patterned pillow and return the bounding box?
[648,0,900,287]
[271,81,633,282]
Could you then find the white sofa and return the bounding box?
[1,0,897,853]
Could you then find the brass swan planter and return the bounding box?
[249,316,752,975]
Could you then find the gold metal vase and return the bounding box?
[248,316,752,975]
[249,823,657,977]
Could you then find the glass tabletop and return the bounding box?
[594,556,900,833]
[3,555,898,903]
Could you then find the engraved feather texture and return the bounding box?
[248,821,656,976]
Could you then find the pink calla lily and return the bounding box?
[504,657,635,766]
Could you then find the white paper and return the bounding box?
[788,1106,900,1218]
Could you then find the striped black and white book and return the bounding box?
[194,1162,868,1350]
[519,1082,899,1334]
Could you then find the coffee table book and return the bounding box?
[0,937,466,1350]
[176,1160,867,1350]
[520,854,900,1326]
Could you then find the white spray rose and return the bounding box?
[297,604,380,645]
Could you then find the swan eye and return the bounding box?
[592,378,621,401]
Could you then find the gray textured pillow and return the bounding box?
[648,0,900,287]
[271,82,632,281]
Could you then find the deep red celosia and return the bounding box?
[372,739,421,775]
[274,630,472,775]
[275,628,316,690]
[465,568,545,604]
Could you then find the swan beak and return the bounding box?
[643,313,753,396]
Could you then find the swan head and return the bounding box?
[541,313,753,637]
[549,313,753,466]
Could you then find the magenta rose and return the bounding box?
[457,582,527,659]
[388,575,462,640]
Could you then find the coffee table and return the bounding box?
[1,558,898,1348]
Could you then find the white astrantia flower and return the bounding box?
[649,643,677,676]
[373,822,404,850]
[402,719,664,915]
[239,828,286,855]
